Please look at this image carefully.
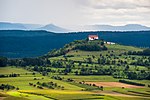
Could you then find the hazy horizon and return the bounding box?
[0,0,150,29]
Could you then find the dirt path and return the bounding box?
[85,82,143,88]
[94,91,150,99]
[0,97,6,100]
[96,91,138,97]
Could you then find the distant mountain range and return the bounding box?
[78,24,150,31]
[37,24,68,33]
[0,22,150,32]
[0,22,69,33]
[0,22,27,30]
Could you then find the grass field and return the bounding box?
[0,67,150,100]
[85,82,144,88]
[0,42,150,100]
[61,75,118,82]
[0,66,31,74]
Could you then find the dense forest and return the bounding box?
[1,30,150,58]
[0,39,150,80]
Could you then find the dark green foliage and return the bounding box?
[51,60,64,68]
[74,44,107,51]
[1,39,150,80]
[51,76,63,80]
[0,74,7,78]
[9,73,20,77]
[127,48,150,56]
[126,71,150,80]
[0,73,20,78]
[6,39,107,67]
[67,78,74,82]
[0,84,15,90]
[46,39,107,57]
[71,81,101,91]
[8,57,49,67]
[37,81,64,90]
[119,80,145,86]
[21,58,44,66]
[143,49,150,55]
[79,67,111,75]
[1,30,150,58]
[87,58,92,64]
[42,71,48,76]
[0,57,7,67]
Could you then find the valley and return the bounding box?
[0,39,150,100]
[1,0,150,100]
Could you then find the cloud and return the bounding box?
[0,0,150,27]
[73,0,150,26]
[79,0,150,10]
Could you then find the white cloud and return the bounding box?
[76,0,150,26]
[79,0,150,9]
[0,0,150,27]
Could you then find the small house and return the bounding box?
[88,35,99,41]
[104,41,115,45]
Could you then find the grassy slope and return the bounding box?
[0,41,150,100]
[48,42,150,99]
[50,43,143,63]
[0,66,31,74]
[61,75,118,82]
[0,67,82,90]
[0,67,149,100]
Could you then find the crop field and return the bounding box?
[85,82,144,88]
[0,66,31,74]
[0,67,149,100]
[60,75,118,82]
[0,40,150,100]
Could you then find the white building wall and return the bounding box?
[88,36,98,40]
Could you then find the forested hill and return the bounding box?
[0,30,54,37]
[46,39,107,57]
[0,30,150,58]
[1,30,150,37]
[0,39,150,80]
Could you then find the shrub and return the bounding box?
[119,80,145,86]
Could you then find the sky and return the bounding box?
[0,0,150,28]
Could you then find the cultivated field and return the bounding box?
[0,40,150,100]
[85,82,144,88]
[0,67,149,100]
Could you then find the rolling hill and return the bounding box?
[38,24,69,33]
[0,30,150,58]
[0,39,149,100]
[0,22,27,30]
[0,22,69,33]
[1,22,150,32]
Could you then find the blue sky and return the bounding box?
[0,0,150,28]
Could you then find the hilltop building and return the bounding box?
[88,35,99,40]
[104,41,115,45]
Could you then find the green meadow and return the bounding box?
[0,66,149,100]
[0,40,150,100]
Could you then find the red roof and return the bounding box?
[88,35,98,38]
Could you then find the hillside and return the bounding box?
[38,24,69,33]
[46,39,143,57]
[0,39,150,100]
[46,39,107,57]
[0,30,150,58]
